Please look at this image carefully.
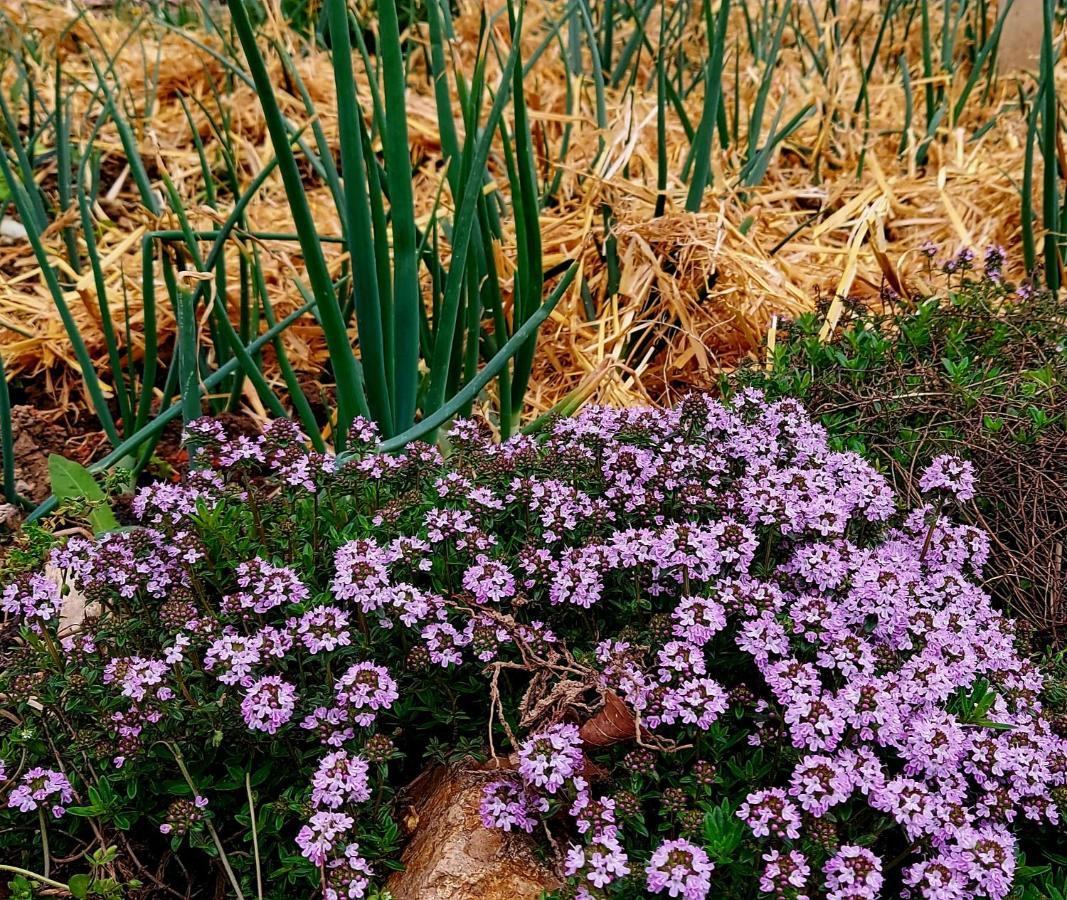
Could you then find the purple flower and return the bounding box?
[983,245,1006,281]
[205,631,263,686]
[163,633,191,665]
[655,678,728,730]
[869,776,944,841]
[49,527,194,600]
[569,790,618,839]
[7,768,73,818]
[941,247,975,275]
[736,611,790,663]
[760,850,811,898]
[566,832,631,891]
[671,595,727,645]
[218,434,266,468]
[645,838,714,898]
[229,557,309,613]
[480,778,549,833]
[657,641,707,680]
[325,842,373,900]
[255,625,294,659]
[902,857,970,899]
[295,606,352,654]
[103,656,169,702]
[301,706,355,748]
[332,539,396,610]
[333,662,398,726]
[9,396,1066,900]
[517,722,584,795]
[737,788,803,840]
[296,810,354,866]
[183,416,227,448]
[948,824,1016,900]
[789,754,855,817]
[241,676,297,733]
[462,555,516,604]
[311,751,371,809]
[1,573,60,623]
[919,455,976,502]
[420,620,470,667]
[346,416,380,452]
[824,846,883,900]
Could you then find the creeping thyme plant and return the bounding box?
[731,249,1065,642]
[1,393,1066,898]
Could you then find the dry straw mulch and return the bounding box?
[0,0,1062,421]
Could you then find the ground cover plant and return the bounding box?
[731,252,1066,639]
[1,394,1066,897]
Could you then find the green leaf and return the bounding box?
[47,454,118,534]
[66,805,103,817]
[68,873,91,899]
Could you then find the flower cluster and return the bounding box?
[479,778,549,833]
[760,849,811,899]
[1,394,1064,897]
[918,453,977,503]
[516,723,584,794]
[823,846,883,900]
[645,838,714,898]
[1,573,60,625]
[241,675,298,733]
[159,795,209,836]
[7,768,73,818]
[227,557,310,614]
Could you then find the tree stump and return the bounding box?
[386,765,561,900]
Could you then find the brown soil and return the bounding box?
[8,405,107,503]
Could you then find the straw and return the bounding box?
[0,0,1062,426]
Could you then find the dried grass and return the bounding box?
[0,0,1061,420]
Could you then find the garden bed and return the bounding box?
[1,389,1066,897]
[1,0,1066,896]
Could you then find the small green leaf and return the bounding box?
[47,454,118,534]
[65,805,103,817]
[68,873,91,899]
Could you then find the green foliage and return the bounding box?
[2,844,135,898]
[700,800,746,862]
[2,0,578,534]
[47,455,118,535]
[217,0,576,451]
[0,9,318,481]
[2,0,1062,528]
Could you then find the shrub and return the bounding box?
[1,397,1065,898]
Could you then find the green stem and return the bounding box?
[38,808,50,879]
[245,770,263,900]
[164,742,246,900]
[27,296,317,523]
[0,865,69,892]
